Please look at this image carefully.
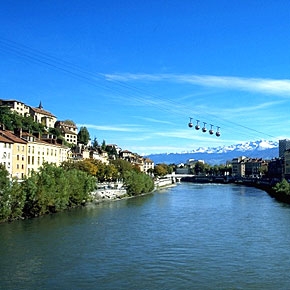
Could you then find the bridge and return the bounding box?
[165,174,230,183]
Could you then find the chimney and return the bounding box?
[14,128,22,138]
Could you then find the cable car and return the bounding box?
[195,120,200,130]
[188,117,193,128]
[209,124,214,135]
[202,122,207,133]
[216,126,221,137]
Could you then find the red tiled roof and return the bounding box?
[0,130,27,144]
[0,135,13,143]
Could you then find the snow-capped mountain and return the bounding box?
[146,140,279,165]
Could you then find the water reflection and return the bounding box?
[2,183,290,289]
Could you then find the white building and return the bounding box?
[0,135,13,177]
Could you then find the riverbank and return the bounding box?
[181,175,290,205]
[90,177,177,203]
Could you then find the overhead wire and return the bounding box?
[0,37,276,140]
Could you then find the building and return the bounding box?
[284,150,290,180]
[244,158,264,178]
[22,132,70,176]
[268,158,283,179]
[279,139,290,158]
[120,150,138,163]
[231,156,247,177]
[89,149,109,164]
[0,134,13,177]
[55,121,78,145]
[29,102,57,129]
[140,158,154,173]
[0,99,30,117]
[0,129,28,179]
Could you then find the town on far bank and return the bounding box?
[1,98,290,184]
[0,99,155,180]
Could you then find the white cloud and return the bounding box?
[77,123,141,132]
[104,73,290,96]
[136,117,173,125]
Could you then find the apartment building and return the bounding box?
[244,158,264,178]
[55,121,78,145]
[0,99,30,117]
[279,139,290,158]
[141,158,154,173]
[231,156,247,177]
[0,135,13,176]
[22,132,70,176]
[284,150,290,180]
[0,129,28,179]
[231,156,266,178]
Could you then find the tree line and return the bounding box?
[0,158,155,223]
[0,163,96,222]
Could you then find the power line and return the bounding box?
[0,37,276,140]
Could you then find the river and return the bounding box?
[1,183,290,289]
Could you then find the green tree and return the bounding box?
[154,164,169,177]
[63,120,76,126]
[65,169,96,206]
[101,140,106,151]
[92,137,99,148]
[0,165,25,222]
[273,179,290,195]
[194,162,206,175]
[123,170,154,196]
[77,126,90,145]
[105,145,118,159]
[48,127,62,137]
[111,159,134,179]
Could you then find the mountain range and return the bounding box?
[145,140,279,165]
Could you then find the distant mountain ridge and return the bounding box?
[146,140,279,165]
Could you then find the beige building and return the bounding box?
[22,132,70,175]
[231,156,247,177]
[55,121,78,145]
[141,158,154,173]
[30,102,57,129]
[0,129,28,179]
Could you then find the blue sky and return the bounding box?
[1,0,290,154]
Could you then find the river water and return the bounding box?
[1,183,290,290]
